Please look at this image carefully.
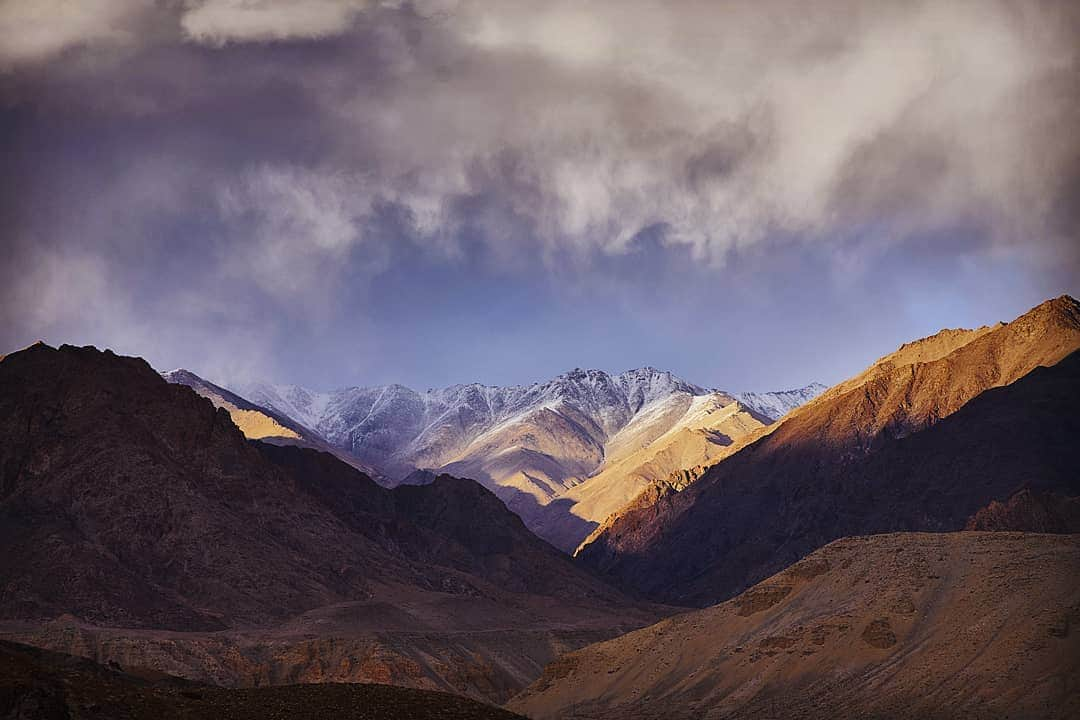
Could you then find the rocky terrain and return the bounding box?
[965,489,1080,533]
[0,640,524,719]
[0,343,666,703]
[510,532,1080,720]
[578,296,1080,605]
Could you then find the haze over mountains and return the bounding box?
[164,367,823,551]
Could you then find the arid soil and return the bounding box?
[510,532,1080,720]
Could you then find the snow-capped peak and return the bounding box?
[734,383,827,422]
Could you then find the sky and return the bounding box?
[2,0,1078,393]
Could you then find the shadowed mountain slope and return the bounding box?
[511,532,1080,720]
[578,296,1080,606]
[161,368,308,441]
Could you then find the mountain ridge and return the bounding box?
[577,295,1080,605]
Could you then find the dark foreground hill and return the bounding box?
[0,640,524,720]
[0,343,665,703]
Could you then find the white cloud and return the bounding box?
[171,0,1076,285]
[0,0,144,66]
[180,0,367,44]
[12,247,113,330]
[381,0,1080,266]
[6,0,1077,303]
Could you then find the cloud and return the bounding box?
[6,0,1079,273]
[180,0,367,44]
[1,0,1077,389]
[426,0,1080,266]
[154,0,1077,276]
[7,247,113,332]
[0,0,146,66]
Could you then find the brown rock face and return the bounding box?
[578,296,1080,606]
[509,533,1080,720]
[0,343,667,703]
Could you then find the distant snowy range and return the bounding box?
[164,367,825,551]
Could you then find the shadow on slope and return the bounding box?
[581,345,1080,606]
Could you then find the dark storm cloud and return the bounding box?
[1,0,1078,390]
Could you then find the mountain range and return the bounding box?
[1,295,1078,718]
[164,367,823,551]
